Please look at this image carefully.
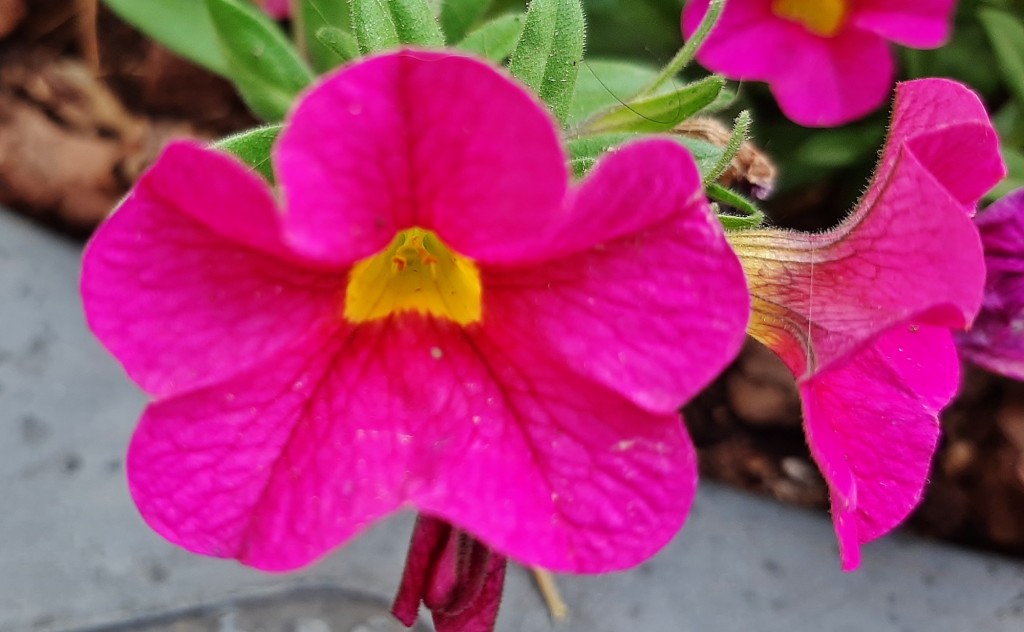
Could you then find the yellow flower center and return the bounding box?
[771,0,847,37]
[344,228,483,325]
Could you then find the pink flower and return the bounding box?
[727,78,1005,569]
[259,0,290,19]
[81,49,750,585]
[683,0,957,126]
[957,189,1024,380]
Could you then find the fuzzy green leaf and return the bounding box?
[508,0,586,124]
[205,0,315,121]
[315,26,361,64]
[215,124,284,184]
[581,74,724,134]
[301,0,355,72]
[351,0,445,53]
[102,0,228,76]
[707,182,765,230]
[457,12,525,61]
[568,59,658,126]
[567,133,723,179]
[441,0,492,42]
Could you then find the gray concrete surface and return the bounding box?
[2,209,1024,632]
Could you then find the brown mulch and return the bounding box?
[0,0,254,233]
[3,0,1024,558]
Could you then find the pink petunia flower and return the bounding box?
[81,50,749,625]
[727,78,1005,570]
[682,0,957,126]
[957,188,1024,380]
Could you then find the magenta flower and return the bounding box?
[683,0,957,126]
[258,0,290,19]
[728,78,1005,569]
[81,48,749,608]
[958,189,1024,380]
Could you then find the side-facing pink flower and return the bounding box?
[683,0,957,126]
[81,49,749,621]
[958,188,1024,380]
[727,78,1005,569]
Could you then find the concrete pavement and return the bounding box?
[2,209,1024,632]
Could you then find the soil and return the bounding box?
[3,1,1024,558]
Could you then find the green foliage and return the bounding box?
[315,26,361,64]
[508,0,586,124]
[215,124,284,183]
[441,0,493,43]
[567,59,660,126]
[102,0,228,76]
[301,0,355,71]
[350,0,445,54]
[707,183,764,230]
[567,133,723,179]
[979,7,1024,107]
[457,12,525,61]
[206,0,316,121]
[581,75,724,133]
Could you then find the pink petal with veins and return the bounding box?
[802,323,956,570]
[486,139,749,412]
[276,51,568,266]
[82,142,344,397]
[128,316,697,572]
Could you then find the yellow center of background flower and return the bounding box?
[771,0,847,37]
[344,228,483,325]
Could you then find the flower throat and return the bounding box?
[772,0,847,37]
[344,228,483,325]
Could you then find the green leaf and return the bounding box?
[980,7,1024,107]
[580,75,724,134]
[706,183,765,230]
[508,0,586,124]
[567,58,658,126]
[215,124,284,183]
[441,0,492,42]
[301,0,355,72]
[351,0,445,53]
[205,0,315,121]
[102,0,229,76]
[567,132,723,179]
[315,26,360,64]
[457,12,525,61]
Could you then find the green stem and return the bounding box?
[703,109,751,186]
[639,0,725,96]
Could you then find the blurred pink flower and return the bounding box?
[958,189,1024,380]
[259,0,290,19]
[82,48,749,592]
[728,78,1005,569]
[683,0,957,126]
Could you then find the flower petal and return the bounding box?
[128,315,696,572]
[684,0,895,126]
[276,50,568,265]
[82,141,345,396]
[732,141,985,379]
[771,28,893,126]
[801,323,957,571]
[850,0,955,48]
[869,79,1006,213]
[957,189,1024,379]
[683,0,795,82]
[483,139,749,412]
